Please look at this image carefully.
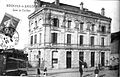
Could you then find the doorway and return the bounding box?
[66,51,71,68]
[101,52,105,66]
[91,52,95,67]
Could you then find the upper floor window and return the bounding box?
[101,26,106,33]
[34,34,37,44]
[35,21,37,27]
[67,34,71,45]
[67,20,71,28]
[101,37,104,46]
[39,33,41,44]
[90,36,94,46]
[30,36,33,45]
[51,33,57,44]
[79,35,83,46]
[80,22,84,30]
[53,18,59,27]
[91,24,95,31]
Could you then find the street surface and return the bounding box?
[27,68,119,77]
[46,70,118,77]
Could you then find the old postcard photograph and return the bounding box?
[0,0,119,77]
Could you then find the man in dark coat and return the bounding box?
[79,60,83,77]
[94,67,99,77]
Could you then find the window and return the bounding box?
[35,21,37,27]
[80,22,84,30]
[34,34,37,44]
[67,20,71,28]
[30,36,33,45]
[51,33,57,44]
[52,51,58,68]
[101,26,106,33]
[101,37,104,46]
[90,36,94,46]
[67,34,71,45]
[53,18,59,27]
[79,35,83,46]
[39,33,41,44]
[86,22,91,30]
[91,24,95,31]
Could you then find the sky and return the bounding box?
[0,0,119,49]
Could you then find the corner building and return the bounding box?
[27,0,112,69]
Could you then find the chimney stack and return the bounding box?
[80,2,84,10]
[55,0,59,5]
[101,8,105,16]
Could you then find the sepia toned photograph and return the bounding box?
[0,0,119,77]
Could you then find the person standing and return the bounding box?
[79,60,83,77]
[37,68,40,77]
[94,67,99,77]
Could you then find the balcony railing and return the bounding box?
[28,43,110,50]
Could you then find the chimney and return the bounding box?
[101,8,105,16]
[80,2,84,10]
[55,0,59,5]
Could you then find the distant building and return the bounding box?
[27,0,112,69]
[110,31,120,66]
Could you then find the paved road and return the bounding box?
[27,67,119,77]
[46,70,118,77]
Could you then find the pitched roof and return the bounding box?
[33,0,111,20]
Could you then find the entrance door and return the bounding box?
[66,51,71,68]
[91,52,95,67]
[101,52,105,66]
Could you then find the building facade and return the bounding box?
[27,0,112,69]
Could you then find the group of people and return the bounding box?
[79,60,99,77]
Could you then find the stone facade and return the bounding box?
[27,0,112,69]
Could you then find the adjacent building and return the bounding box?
[27,0,112,69]
[110,31,120,66]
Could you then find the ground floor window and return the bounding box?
[79,52,84,62]
[52,51,58,68]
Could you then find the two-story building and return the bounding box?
[27,0,112,69]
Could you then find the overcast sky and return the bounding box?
[0,0,119,49]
